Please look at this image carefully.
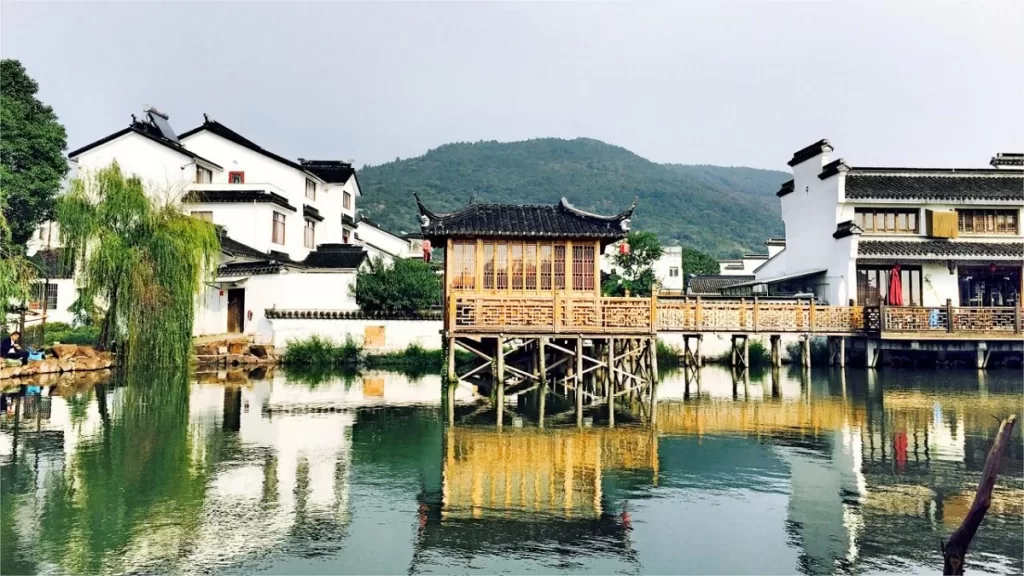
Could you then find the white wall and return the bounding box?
[270,318,442,351]
[778,151,841,277]
[356,221,413,262]
[73,133,197,201]
[922,262,959,306]
[719,257,766,276]
[653,247,683,292]
[29,279,78,326]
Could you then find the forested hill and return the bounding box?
[357,138,787,257]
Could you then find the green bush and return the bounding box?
[282,335,362,367]
[656,340,681,370]
[355,257,441,314]
[785,337,829,364]
[748,339,770,366]
[21,323,100,347]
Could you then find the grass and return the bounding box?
[656,340,682,370]
[282,335,362,367]
[785,337,830,364]
[281,336,475,380]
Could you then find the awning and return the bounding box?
[212,276,249,286]
[723,268,828,289]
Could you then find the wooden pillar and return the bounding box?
[742,336,750,369]
[575,336,583,428]
[770,335,782,367]
[802,335,811,368]
[946,298,955,333]
[731,335,738,366]
[838,337,846,368]
[649,336,659,385]
[649,342,658,429]
[865,338,879,368]
[538,337,547,385]
[496,336,505,428]
[446,380,456,427]
[976,342,989,370]
[446,335,456,384]
[695,334,703,367]
[538,381,547,429]
[607,337,615,428]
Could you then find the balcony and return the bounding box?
[449,295,656,335]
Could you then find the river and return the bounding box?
[1,366,1021,575]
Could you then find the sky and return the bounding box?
[2,1,1022,171]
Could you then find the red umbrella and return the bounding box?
[888,265,904,306]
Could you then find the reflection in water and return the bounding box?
[1,367,1021,575]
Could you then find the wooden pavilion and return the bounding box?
[416,193,658,426]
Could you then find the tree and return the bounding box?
[0,59,69,247]
[603,231,663,297]
[355,257,441,314]
[0,204,35,326]
[56,162,219,367]
[682,247,720,277]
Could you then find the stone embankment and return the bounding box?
[1,344,115,381]
[193,338,280,367]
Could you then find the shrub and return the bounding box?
[656,340,682,370]
[785,337,829,364]
[283,335,362,367]
[748,339,770,366]
[355,257,441,314]
[22,323,100,347]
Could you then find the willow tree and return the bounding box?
[56,162,219,367]
[0,200,34,325]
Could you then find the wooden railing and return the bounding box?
[448,294,1023,338]
[655,297,863,334]
[450,294,656,334]
[870,299,1022,337]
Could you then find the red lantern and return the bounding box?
[619,242,630,255]
[422,240,432,262]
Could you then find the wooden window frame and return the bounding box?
[958,209,1019,235]
[854,208,919,234]
[195,166,213,184]
[228,171,245,184]
[272,212,286,245]
[342,228,350,244]
[305,178,317,201]
[343,191,352,210]
[856,265,923,306]
[304,219,316,249]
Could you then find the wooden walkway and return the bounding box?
[449,295,1024,340]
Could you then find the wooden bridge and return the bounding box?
[449,295,1023,339]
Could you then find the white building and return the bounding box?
[602,243,683,294]
[25,108,418,341]
[739,141,1023,306]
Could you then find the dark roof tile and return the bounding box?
[300,160,355,184]
[687,275,754,295]
[845,172,1024,202]
[217,261,287,276]
[858,240,1024,259]
[788,139,833,167]
[776,179,795,197]
[184,189,297,212]
[832,220,863,239]
[301,244,367,269]
[303,205,324,222]
[416,194,635,241]
[68,120,222,169]
[179,116,314,176]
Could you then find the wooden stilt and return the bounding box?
[742,336,750,369]
[649,336,659,385]
[446,335,456,383]
[575,336,583,428]
[838,337,846,368]
[802,336,811,368]
[496,336,505,428]
[607,337,615,428]
[770,334,781,367]
[446,381,455,426]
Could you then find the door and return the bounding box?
[227,288,245,333]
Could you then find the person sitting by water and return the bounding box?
[1,331,30,366]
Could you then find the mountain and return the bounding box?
[356,138,787,257]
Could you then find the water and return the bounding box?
[1,366,1021,575]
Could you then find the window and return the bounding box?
[856,266,922,306]
[524,244,537,290]
[272,212,286,244]
[343,191,352,210]
[31,282,58,310]
[451,241,476,290]
[495,244,508,290]
[305,178,317,201]
[553,245,566,290]
[228,171,245,184]
[483,243,495,289]
[343,228,350,244]
[854,208,919,234]
[958,209,1018,235]
[572,244,595,291]
[539,244,553,290]
[510,244,524,290]
[191,211,213,223]
[669,266,680,278]
[304,219,316,249]
[195,166,212,184]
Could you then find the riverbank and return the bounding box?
[0,344,115,381]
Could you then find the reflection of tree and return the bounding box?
[36,369,211,574]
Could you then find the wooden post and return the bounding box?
[649,338,659,429]
[695,297,703,330]
[496,336,505,428]
[802,335,811,368]
[739,298,746,330]
[446,380,456,427]
[696,334,703,367]
[446,335,456,383]
[838,337,846,368]
[946,298,955,333]
[752,296,760,332]
[649,336,659,384]
[607,337,615,428]
[942,415,1017,575]
[575,336,583,428]
[650,293,658,333]
[770,334,781,367]
[447,294,456,332]
[553,292,562,333]
[1015,304,1022,334]
[809,297,817,332]
[730,335,737,366]
[742,336,750,369]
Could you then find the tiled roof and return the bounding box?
[303,205,324,222]
[776,179,794,198]
[788,139,832,167]
[991,153,1024,168]
[217,261,287,276]
[300,160,355,184]
[342,213,357,226]
[416,193,635,240]
[179,115,315,176]
[858,240,1024,259]
[818,159,850,180]
[183,189,297,212]
[28,249,72,279]
[845,172,1024,202]
[687,275,754,295]
[301,244,367,269]
[68,120,222,169]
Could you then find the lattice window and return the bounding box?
[483,243,495,289]
[511,243,524,290]
[451,241,476,290]
[525,244,538,290]
[855,208,918,234]
[958,209,1018,234]
[496,244,508,290]
[540,244,553,290]
[572,244,594,291]
[31,282,58,310]
[553,245,565,290]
